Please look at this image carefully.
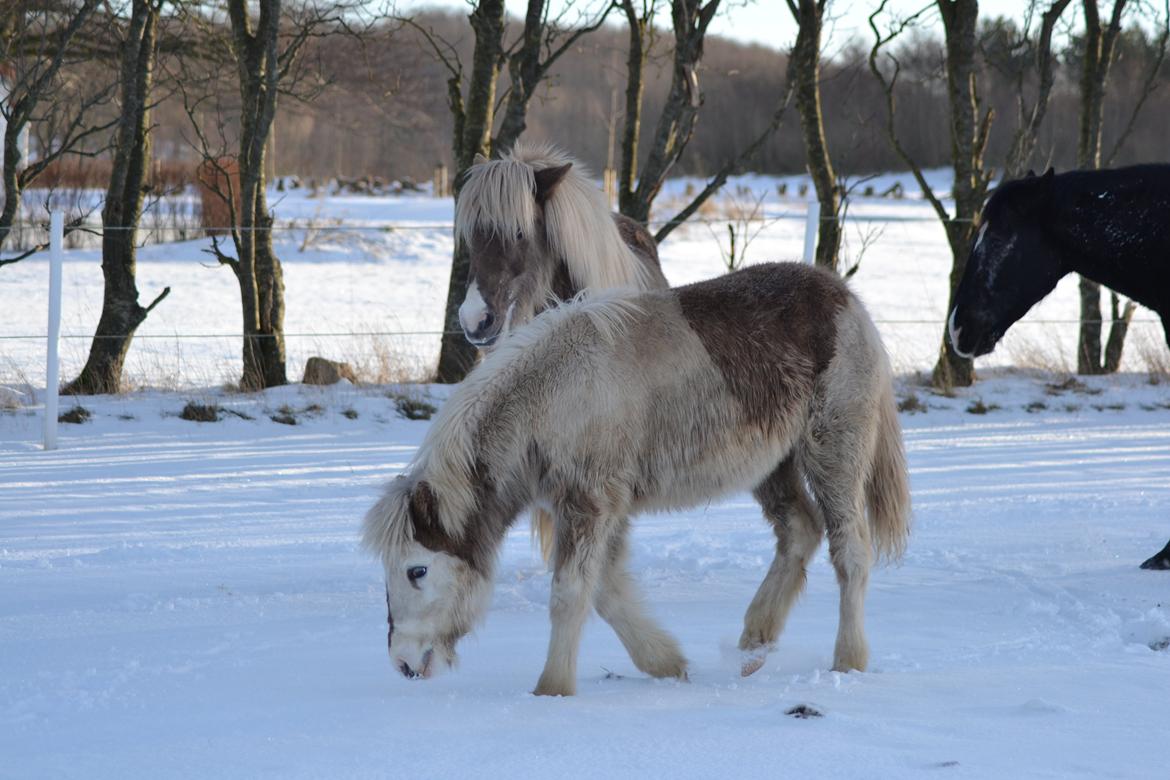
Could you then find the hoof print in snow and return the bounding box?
[601,668,624,680]
[58,405,91,424]
[784,704,823,719]
[931,761,960,769]
[1149,637,1170,652]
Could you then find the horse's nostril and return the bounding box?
[479,311,495,332]
[398,660,419,679]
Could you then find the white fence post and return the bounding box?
[44,211,63,451]
[802,200,820,264]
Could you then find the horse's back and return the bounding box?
[1054,164,1170,310]
[674,263,855,419]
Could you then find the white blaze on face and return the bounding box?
[948,309,975,359]
[458,280,489,336]
[974,221,989,252]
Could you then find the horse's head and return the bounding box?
[364,478,492,680]
[949,168,1066,358]
[456,153,574,347]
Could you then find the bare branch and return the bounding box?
[867,0,950,223]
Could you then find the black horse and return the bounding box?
[947,164,1170,570]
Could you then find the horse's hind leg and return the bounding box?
[739,458,824,674]
[804,418,874,673]
[534,498,617,697]
[595,521,688,680]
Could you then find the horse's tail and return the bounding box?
[531,507,556,566]
[866,373,911,562]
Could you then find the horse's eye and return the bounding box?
[407,566,427,584]
[515,229,524,241]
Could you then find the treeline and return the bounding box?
[145,9,1170,182]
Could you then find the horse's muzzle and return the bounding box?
[396,648,434,680]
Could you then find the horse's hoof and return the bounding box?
[740,647,768,677]
[1139,554,1170,570]
[1139,541,1170,570]
[533,676,575,697]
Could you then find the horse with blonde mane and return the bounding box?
[364,262,910,696]
[454,143,669,563]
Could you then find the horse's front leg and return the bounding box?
[534,504,615,697]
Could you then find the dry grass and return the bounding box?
[347,331,433,385]
[1132,330,1170,383]
[1005,332,1073,374]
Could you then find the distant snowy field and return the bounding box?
[2,375,1169,777]
[3,169,1167,390]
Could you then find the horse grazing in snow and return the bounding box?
[947,165,1170,570]
[454,142,669,563]
[364,263,911,696]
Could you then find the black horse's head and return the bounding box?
[949,168,1068,358]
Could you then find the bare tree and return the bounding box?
[0,0,114,261]
[999,0,1074,178]
[65,0,170,395]
[787,0,840,271]
[177,1,361,390]
[870,0,994,389]
[493,0,613,153]
[616,0,791,244]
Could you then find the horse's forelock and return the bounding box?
[455,158,538,250]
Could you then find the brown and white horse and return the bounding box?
[454,143,669,561]
[364,263,911,696]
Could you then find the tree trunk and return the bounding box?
[492,0,544,154]
[621,0,722,225]
[436,0,506,383]
[618,0,648,218]
[228,0,286,390]
[788,0,840,272]
[1103,293,1135,372]
[66,0,165,395]
[1076,0,1128,375]
[930,0,988,390]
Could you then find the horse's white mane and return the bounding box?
[455,142,658,292]
[363,292,643,559]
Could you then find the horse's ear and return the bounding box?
[409,480,439,528]
[1041,167,1055,180]
[473,153,489,166]
[1025,169,1036,178]
[1015,166,1056,217]
[533,162,572,204]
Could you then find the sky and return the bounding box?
[396,1,1033,53]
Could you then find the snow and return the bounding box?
[2,374,1170,777]
[2,174,1170,777]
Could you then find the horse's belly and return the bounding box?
[631,427,790,513]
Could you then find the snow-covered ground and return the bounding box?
[3,169,1167,390]
[2,374,1169,778]
[3,172,1170,777]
